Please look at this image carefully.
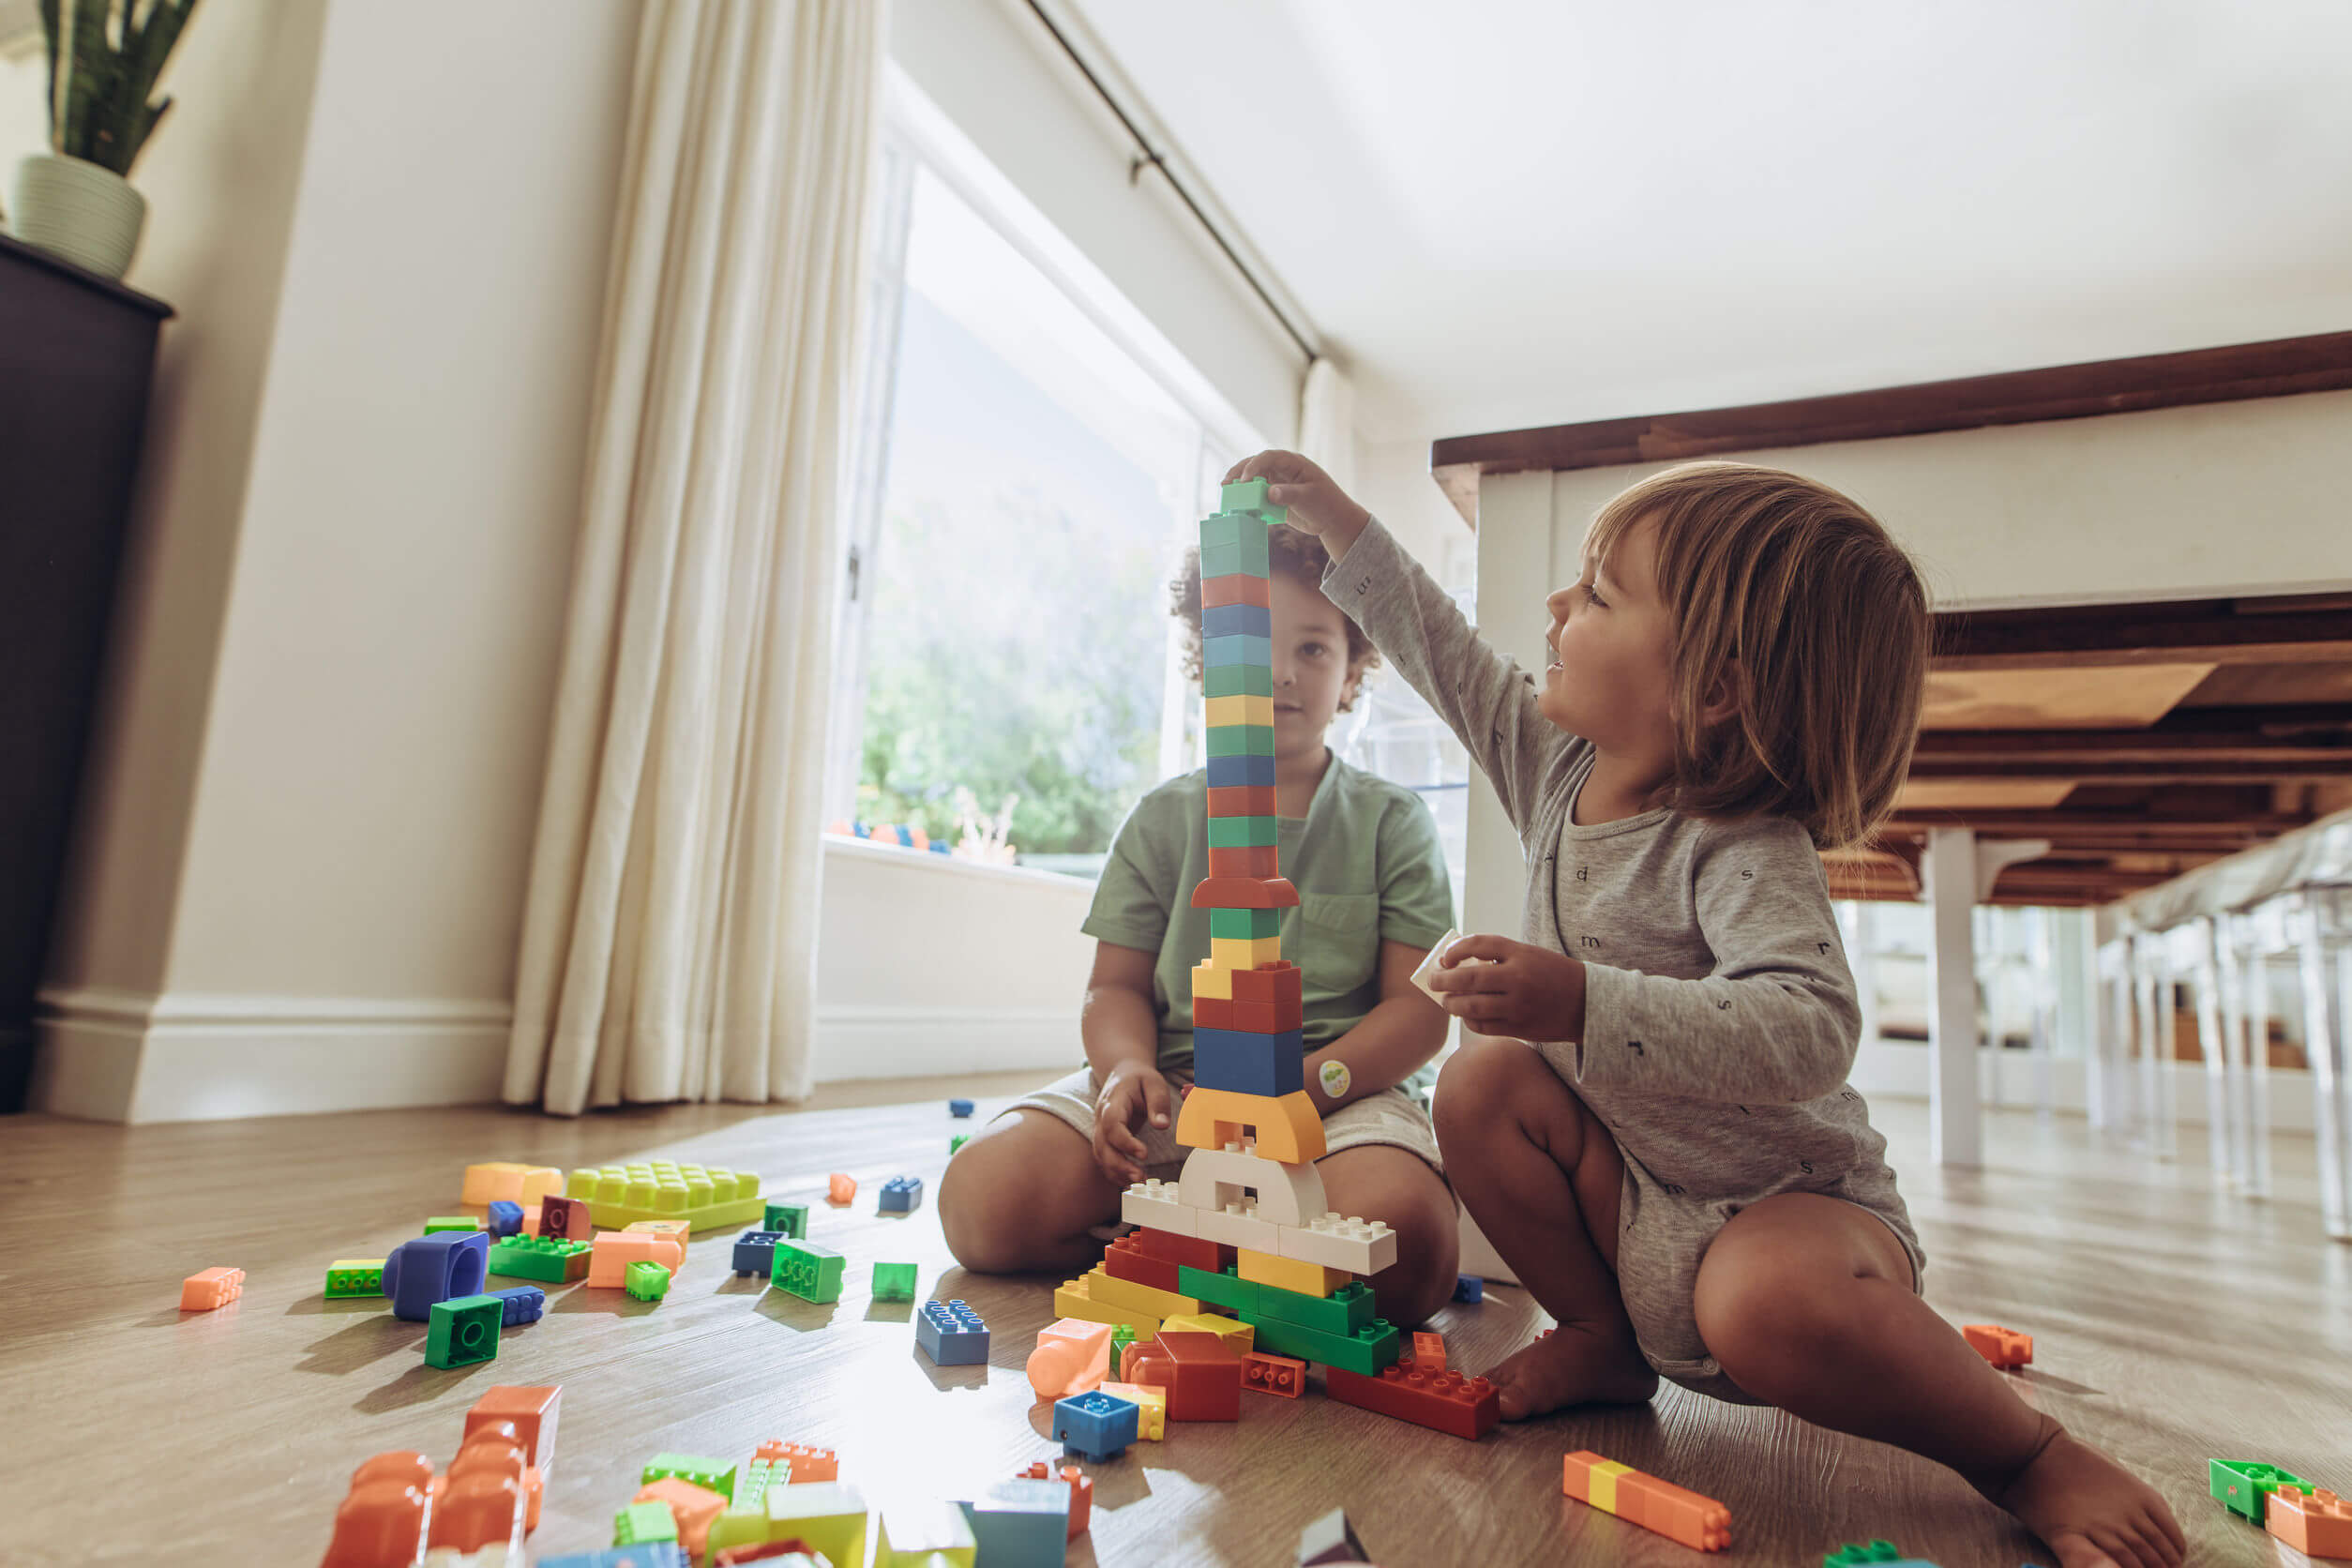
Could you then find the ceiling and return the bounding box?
[1064,0,2352,443]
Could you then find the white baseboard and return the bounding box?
[1850,1038,2317,1135]
[30,987,1081,1123]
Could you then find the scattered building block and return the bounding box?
[950,1134,970,1155]
[758,1481,868,1568]
[425,1216,481,1234]
[879,1175,923,1214]
[1821,1542,1930,1567]
[614,1500,681,1546]
[635,1479,727,1560]
[1013,1461,1092,1539]
[732,1230,783,1277]
[1563,1451,1732,1552]
[948,1097,974,1117]
[1324,1352,1498,1440]
[539,1549,687,1568]
[2268,1487,2352,1558]
[1247,1311,1402,1378]
[1085,1263,1200,1319]
[385,1232,491,1321]
[324,1259,385,1299]
[484,1200,524,1238]
[878,1497,980,1564]
[537,1196,595,1241]
[753,1440,837,1483]
[1962,1322,2032,1370]
[1124,1329,1243,1421]
[916,1299,989,1364]
[321,1451,434,1568]
[462,1163,565,1207]
[957,1478,1070,1568]
[826,1173,856,1206]
[1242,1349,1307,1398]
[1028,1318,1113,1399]
[1250,1276,1375,1338]
[566,1162,763,1229]
[426,1294,503,1369]
[871,1261,918,1302]
[1102,1233,1184,1293]
[587,1230,685,1289]
[769,1238,846,1304]
[1176,1263,1259,1316]
[1052,1390,1140,1462]
[1097,1380,1166,1439]
[466,1385,563,1470]
[179,1265,245,1311]
[489,1234,591,1283]
[2211,1459,2314,1525]
[489,1285,547,1326]
[625,1218,693,1248]
[625,1261,672,1301]
[1299,1506,1372,1566]
[1453,1274,1484,1304]
[1412,1331,1447,1371]
[762,1202,808,1239]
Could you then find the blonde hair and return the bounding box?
[1583,461,1927,851]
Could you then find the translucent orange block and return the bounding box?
[2269,1488,2352,1558]
[1028,1317,1113,1399]
[636,1478,728,1558]
[584,1231,684,1288]
[465,1385,563,1472]
[753,1440,837,1483]
[1562,1451,1731,1552]
[179,1265,244,1311]
[827,1173,856,1205]
[1174,1085,1326,1162]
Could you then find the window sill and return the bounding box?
[822,833,1096,891]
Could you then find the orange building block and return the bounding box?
[465,1386,562,1472]
[1242,1349,1307,1398]
[2269,1488,2352,1558]
[585,1231,684,1288]
[1412,1332,1447,1372]
[431,1463,525,1554]
[754,1440,837,1483]
[179,1266,245,1311]
[1200,571,1272,610]
[636,1478,728,1558]
[1962,1323,2033,1369]
[1016,1461,1093,1539]
[827,1173,856,1205]
[624,1218,692,1247]
[460,1163,565,1207]
[1174,1085,1327,1163]
[1563,1451,1731,1552]
[1028,1318,1113,1399]
[322,1453,435,1568]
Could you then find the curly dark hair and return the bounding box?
[1168,522,1382,711]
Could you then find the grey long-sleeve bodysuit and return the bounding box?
[1324,517,1923,1403]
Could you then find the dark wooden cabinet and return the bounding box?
[0,233,173,1113]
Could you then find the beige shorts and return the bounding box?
[1003,1064,1444,1184]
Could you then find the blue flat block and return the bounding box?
[1190,1026,1304,1097]
[917,1298,989,1365]
[879,1174,924,1213]
[535,1548,687,1568]
[1205,751,1276,788]
[1202,602,1273,641]
[383,1230,492,1322]
[484,1199,524,1238]
[1052,1390,1139,1462]
[959,1478,1071,1568]
[731,1229,783,1277]
[1202,632,1274,668]
[1453,1274,1484,1304]
[948,1097,974,1117]
[489,1285,546,1326]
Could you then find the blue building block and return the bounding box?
[1202,632,1273,669]
[1202,602,1273,641]
[958,1478,1070,1568]
[383,1230,491,1322]
[1205,751,1276,788]
[947,1097,974,1118]
[535,1548,687,1568]
[1453,1274,1484,1304]
[1191,1026,1304,1097]
[1052,1390,1139,1462]
[916,1299,989,1365]
[489,1285,546,1327]
[484,1199,524,1238]
[880,1175,923,1213]
[731,1229,783,1277]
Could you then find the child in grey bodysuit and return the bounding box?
[1226,451,2184,1568]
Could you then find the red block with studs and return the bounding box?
[1123,1229,1231,1274]
[1016,1461,1093,1539]
[1230,964,1304,1008]
[1102,1234,1183,1294]
[1123,1329,1242,1422]
[1193,994,1304,1034]
[1322,1352,1499,1440]
[1242,1349,1307,1398]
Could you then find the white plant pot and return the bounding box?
[8,152,147,280]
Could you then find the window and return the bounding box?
[829,72,1258,879]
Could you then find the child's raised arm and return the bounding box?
[1223,451,1573,837]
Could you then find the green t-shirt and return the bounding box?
[1081,752,1456,1085]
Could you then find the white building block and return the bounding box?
[1192,1199,1284,1254]
[1278,1212,1397,1275]
[1176,1145,1326,1227]
[1121,1179,1197,1237]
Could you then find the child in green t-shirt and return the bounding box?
[938,523,1462,1329]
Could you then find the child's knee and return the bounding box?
[937,1142,1026,1273]
[1367,1177,1461,1328]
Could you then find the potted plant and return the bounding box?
[8,0,201,279]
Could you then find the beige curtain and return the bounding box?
[1297,355,1357,490]
[503,0,885,1115]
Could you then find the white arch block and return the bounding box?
[1121,1179,1197,1237]
[1278,1212,1397,1275]
[1192,1199,1283,1254]
[1176,1146,1326,1227]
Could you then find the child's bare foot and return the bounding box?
[1485,1323,1659,1420]
[1985,1425,2187,1568]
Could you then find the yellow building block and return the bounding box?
[1210,935,1283,971]
[1191,961,1234,1001]
[1237,1247,1348,1298]
[1160,1312,1254,1354]
[1175,1085,1327,1161]
[1085,1266,1201,1319]
[1099,1380,1167,1440]
[1053,1271,1161,1335]
[1205,693,1275,729]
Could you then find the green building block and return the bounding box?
[425,1293,502,1369]
[614,1500,680,1545]
[1204,724,1274,758]
[324,1259,385,1298]
[1204,663,1274,698]
[1822,1545,1905,1568]
[2209,1459,2312,1525]
[1199,511,1269,550]
[872,1261,918,1302]
[1210,907,1283,941]
[423,1215,480,1234]
[736,1457,778,1508]
[565,1160,763,1229]
[1200,534,1271,578]
[1245,1311,1400,1377]
[1207,816,1278,849]
[1177,1264,1259,1316]
[771,1237,846,1304]
[625,1260,672,1301]
[642,1452,736,1501]
[1251,1277,1375,1337]
[949,1134,970,1154]
[1219,477,1285,522]
[489,1234,592,1282]
[1109,1322,1138,1363]
[763,1200,808,1238]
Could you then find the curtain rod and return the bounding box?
[1019,0,1320,367]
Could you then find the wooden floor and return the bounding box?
[8,1077,2348,1568]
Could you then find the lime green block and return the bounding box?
[324,1259,385,1298]
[643,1452,736,1501]
[1205,663,1274,698]
[1205,725,1274,758]
[1210,908,1283,941]
[763,1200,808,1238]
[872,1261,919,1302]
[2209,1460,2311,1525]
[614,1500,680,1545]
[772,1238,846,1304]
[949,1134,970,1154]
[423,1216,479,1234]
[565,1160,763,1229]
[425,1294,501,1369]
[1208,816,1278,848]
[625,1260,671,1301]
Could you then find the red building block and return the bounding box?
[535,1197,593,1241]
[464,1386,562,1472]
[322,1453,435,1568]
[1962,1323,2033,1370]
[180,1266,244,1311]
[753,1440,837,1483]
[1208,844,1280,878]
[1016,1461,1093,1539]
[1323,1352,1498,1440]
[1189,875,1300,912]
[1201,572,1272,610]
[430,1469,524,1555]
[1123,1229,1232,1274]
[1412,1332,1447,1371]
[1193,994,1304,1033]
[715,1541,817,1565]
[1207,785,1277,817]
[1242,1349,1307,1398]
[1102,1234,1183,1293]
[1125,1329,1243,1421]
[2269,1488,2352,1558]
[1230,964,1304,1007]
